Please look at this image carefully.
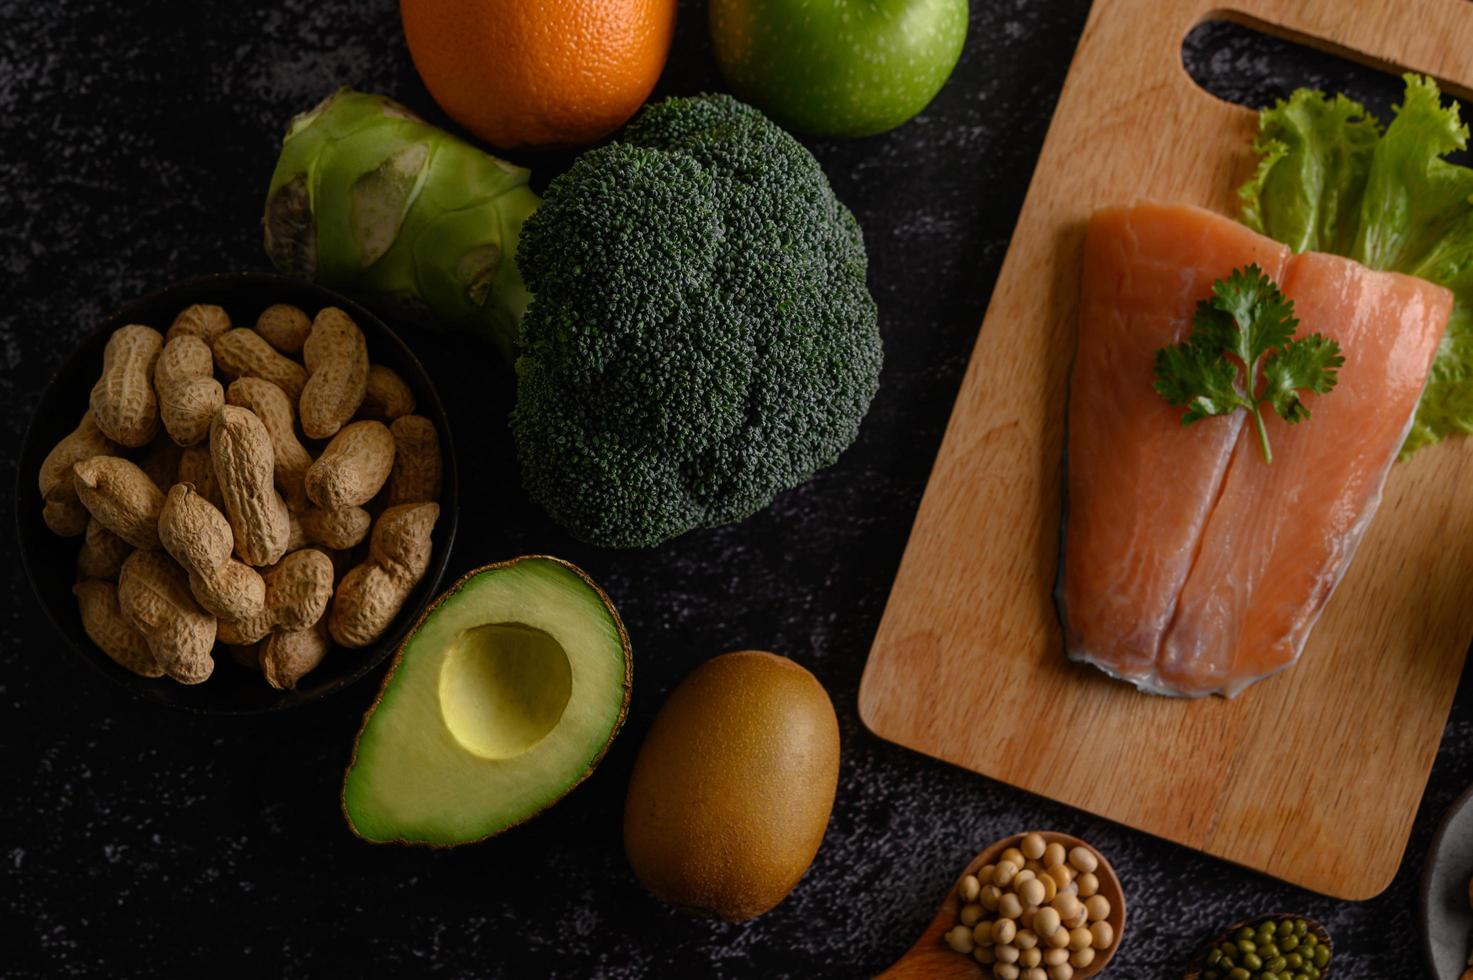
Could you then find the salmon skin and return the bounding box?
[1058,203,1451,698]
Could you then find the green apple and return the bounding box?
[709,0,968,138]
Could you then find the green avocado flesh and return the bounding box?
[343,558,631,845]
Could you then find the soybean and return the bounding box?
[1018,878,1047,909]
[945,836,1118,970]
[1052,894,1082,924]
[1067,846,1098,874]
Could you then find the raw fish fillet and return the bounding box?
[1059,204,1290,689]
[1157,252,1452,694]
[1059,203,1451,697]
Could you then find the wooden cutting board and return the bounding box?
[859,0,1473,901]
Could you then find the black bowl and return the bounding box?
[1420,781,1473,979]
[15,272,459,714]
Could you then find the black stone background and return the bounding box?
[3,1,1469,977]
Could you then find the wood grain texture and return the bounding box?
[859,0,1473,901]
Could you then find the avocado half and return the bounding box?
[342,556,632,845]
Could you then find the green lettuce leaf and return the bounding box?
[1239,74,1473,456]
[1238,89,1379,255]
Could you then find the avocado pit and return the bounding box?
[438,622,573,760]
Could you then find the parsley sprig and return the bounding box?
[1153,265,1344,463]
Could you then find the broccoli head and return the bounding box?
[511,94,882,548]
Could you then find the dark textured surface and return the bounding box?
[4,2,1470,977]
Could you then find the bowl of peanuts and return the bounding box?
[16,272,459,713]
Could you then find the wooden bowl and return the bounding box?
[1181,914,1333,979]
[879,830,1126,978]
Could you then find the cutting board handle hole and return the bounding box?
[1182,15,1473,151]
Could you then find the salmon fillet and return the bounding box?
[1059,203,1290,690]
[1156,252,1451,695]
[1060,204,1452,697]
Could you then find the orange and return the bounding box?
[400,0,677,150]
